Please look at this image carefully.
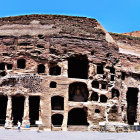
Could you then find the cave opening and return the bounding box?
[95,109,100,113]
[37,44,44,48]
[17,59,26,69]
[68,108,88,125]
[49,64,61,75]
[52,114,63,127]
[0,95,8,125]
[29,96,40,126]
[127,88,138,125]
[37,64,45,74]
[101,83,106,89]
[112,88,120,98]
[51,96,64,110]
[7,64,13,70]
[38,34,44,39]
[12,95,25,125]
[50,81,57,88]
[111,75,115,81]
[69,82,89,102]
[0,63,5,70]
[108,106,118,121]
[92,80,99,89]
[110,67,115,74]
[0,71,6,77]
[97,64,104,74]
[100,95,107,103]
[68,55,88,79]
[91,92,98,101]
[121,72,125,80]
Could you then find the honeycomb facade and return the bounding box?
[0,15,140,131]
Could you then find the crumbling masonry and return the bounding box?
[0,15,140,131]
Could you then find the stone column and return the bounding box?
[118,96,123,122]
[5,96,12,128]
[136,87,140,123]
[40,96,51,130]
[62,87,69,131]
[121,85,128,123]
[22,96,30,127]
[62,61,68,77]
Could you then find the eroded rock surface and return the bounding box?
[0,15,139,131]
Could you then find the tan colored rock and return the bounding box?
[0,15,139,132]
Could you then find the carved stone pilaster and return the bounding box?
[5,96,12,128]
[22,96,30,127]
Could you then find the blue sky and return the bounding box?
[0,0,140,33]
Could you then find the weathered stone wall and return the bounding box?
[0,15,139,131]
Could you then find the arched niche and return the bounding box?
[100,95,107,103]
[17,59,26,69]
[68,55,88,79]
[69,82,89,102]
[49,63,61,75]
[108,106,118,122]
[52,114,63,127]
[91,92,98,101]
[67,108,88,125]
[37,64,45,74]
[50,81,57,88]
[92,80,99,89]
[112,88,120,98]
[51,96,64,110]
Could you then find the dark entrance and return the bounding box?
[17,59,26,69]
[0,95,8,125]
[52,114,63,127]
[68,108,88,125]
[108,106,118,121]
[97,64,104,74]
[91,92,98,101]
[92,80,99,88]
[0,63,5,70]
[68,55,88,79]
[100,95,107,103]
[127,88,138,125]
[49,65,61,75]
[29,96,40,125]
[12,95,25,125]
[112,88,120,98]
[51,96,64,110]
[69,82,89,102]
[37,64,45,74]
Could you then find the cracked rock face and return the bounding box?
[0,14,139,131]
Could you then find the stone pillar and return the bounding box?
[62,87,69,131]
[39,107,41,121]
[40,96,51,130]
[62,61,68,77]
[121,85,128,123]
[62,96,68,131]
[39,97,43,122]
[136,87,140,123]
[5,96,12,128]
[22,96,30,127]
[105,105,110,122]
[118,96,123,122]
